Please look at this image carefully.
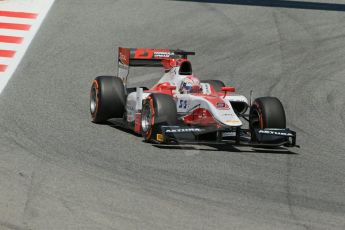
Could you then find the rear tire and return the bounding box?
[201,79,225,92]
[90,76,125,123]
[141,94,177,142]
[249,97,286,130]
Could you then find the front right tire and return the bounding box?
[141,93,177,142]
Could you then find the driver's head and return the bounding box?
[179,75,200,94]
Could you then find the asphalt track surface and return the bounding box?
[1,0,345,229]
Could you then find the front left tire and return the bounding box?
[249,97,286,130]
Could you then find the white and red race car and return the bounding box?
[90,47,297,147]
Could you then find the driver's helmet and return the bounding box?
[179,75,200,94]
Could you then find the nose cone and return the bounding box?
[204,98,243,127]
[216,108,243,127]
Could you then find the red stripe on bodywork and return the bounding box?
[0,22,31,31]
[0,35,23,44]
[0,50,15,58]
[183,108,216,125]
[0,11,38,19]
[0,64,8,72]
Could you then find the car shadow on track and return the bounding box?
[153,143,298,155]
[103,120,141,136]
[173,0,345,12]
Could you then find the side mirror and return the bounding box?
[221,87,235,98]
[221,87,236,92]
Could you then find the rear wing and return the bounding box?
[117,47,195,85]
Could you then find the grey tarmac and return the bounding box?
[0,0,344,229]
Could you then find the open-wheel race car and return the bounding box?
[90,47,297,148]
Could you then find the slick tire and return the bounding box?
[201,79,225,92]
[90,76,125,123]
[141,94,177,142]
[249,97,286,131]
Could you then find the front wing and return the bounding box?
[157,125,298,148]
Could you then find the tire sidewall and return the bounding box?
[90,80,100,120]
[142,96,155,141]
